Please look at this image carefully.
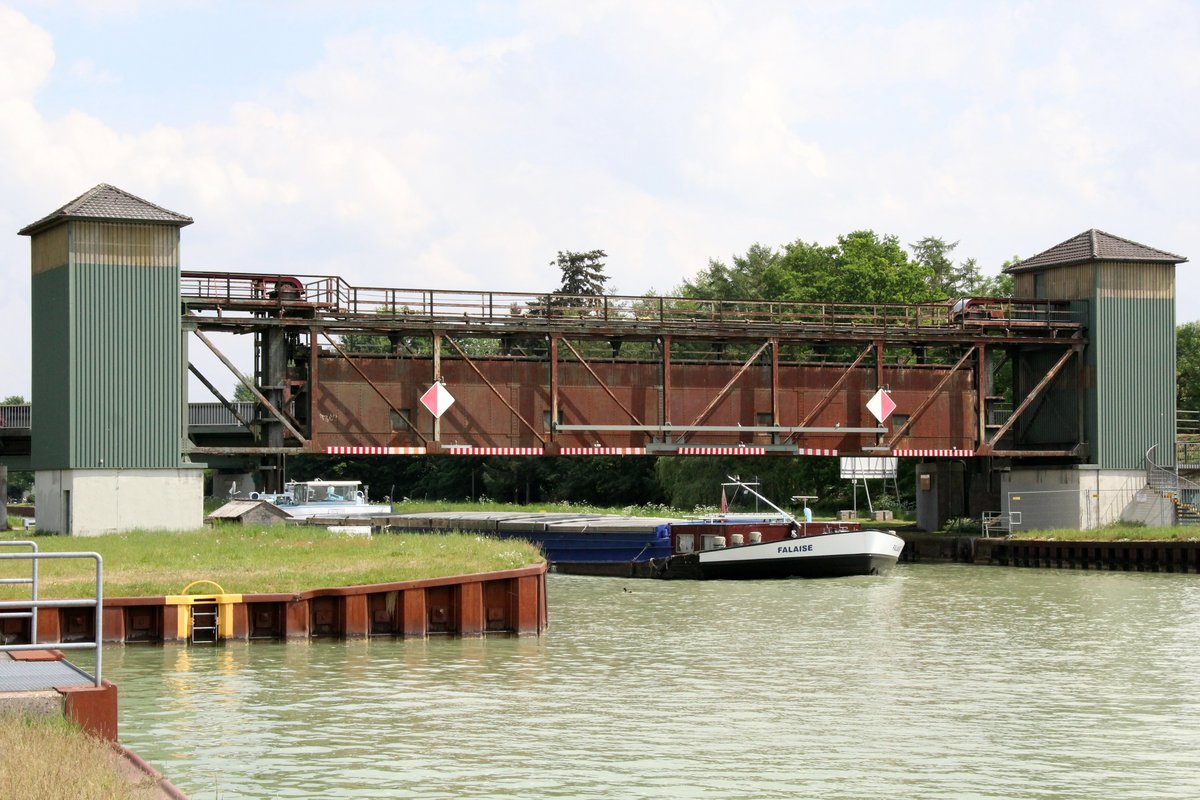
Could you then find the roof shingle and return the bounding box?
[1005,229,1186,273]
[18,183,193,236]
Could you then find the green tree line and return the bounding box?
[283,233,1007,511]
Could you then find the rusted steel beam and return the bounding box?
[443,335,546,444]
[559,338,645,427]
[885,346,977,448]
[191,327,309,445]
[319,331,427,445]
[550,336,559,442]
[661,336,672,437]
[875,339,884,389]
[770,338,780,439]
[187,363,252,430]
[186,312,1085,348]
[678,340,772,444]
[787,343,875,443]
[976,342,987,446]
[308,326,319,441]
[187,446,309,456]
[982,345,1078,453]
[433,332,442,444]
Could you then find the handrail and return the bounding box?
[981,510,1020,538]
[0,541,37,638]
[0,404,32,428]
[0,551,103,687]
[180,271,1083,334]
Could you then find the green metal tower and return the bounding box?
[20,184,203,534]
[1000,229,1187,529]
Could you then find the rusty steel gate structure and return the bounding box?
[181,272,1087,470]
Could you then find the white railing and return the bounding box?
[188,401,256,427]
[0,404,31,428]
[0,546,104,687]
[982,510,1021,538]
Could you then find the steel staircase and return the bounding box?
[1145,444,1200,526]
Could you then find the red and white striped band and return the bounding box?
[890,449,975,457]
[324,446,428,455]
[444,446,545,456]
[322,445,846,457]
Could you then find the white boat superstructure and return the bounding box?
[251,479,391,519]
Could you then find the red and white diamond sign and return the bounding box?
[866,388,896,424]
[420,382,456,418]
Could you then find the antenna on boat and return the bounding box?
[722,475,798,525]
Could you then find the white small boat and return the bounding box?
[251,479,391,519]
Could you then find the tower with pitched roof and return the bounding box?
[20,184,203,534]
[1000,229,1186,529]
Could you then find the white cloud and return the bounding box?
[68,58,116,84]
[0,6,53,101]
[1,0,1199,401]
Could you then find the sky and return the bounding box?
[2,0,1198,400]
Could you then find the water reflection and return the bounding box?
[106,566,1200,799]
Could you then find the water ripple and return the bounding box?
[105,566,1200,800]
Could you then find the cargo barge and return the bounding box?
[359,479,903,579]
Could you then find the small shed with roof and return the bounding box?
[206,500,291,526]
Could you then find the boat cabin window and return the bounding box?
[675,533,695,554]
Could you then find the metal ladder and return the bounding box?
[191,604,219,644]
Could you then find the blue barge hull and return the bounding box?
[380,511,676,573]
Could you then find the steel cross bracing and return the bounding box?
[180,271,1087,460]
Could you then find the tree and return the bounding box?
[909,237,990,298]
[680,232,941,306]
[2,395,26,405]
[1178,322,1200,411]
[680,243,782,301]
[553,250,609,300]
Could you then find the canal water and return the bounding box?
[105,565,1200,799]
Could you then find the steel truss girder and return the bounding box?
[443,334,546,445]
[980,344,1081,457]
[320,331,427,445]
[185,297,1087,457]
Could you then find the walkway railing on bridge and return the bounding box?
[180,271,1083,333]
[188,401,256,427]
[0,402,257,429]
[0,404,30,429]
[0,542,104,687]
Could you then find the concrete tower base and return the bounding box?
[1001,466,1173,532]
[35,469,204,536]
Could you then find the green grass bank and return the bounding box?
[0,526,543,600]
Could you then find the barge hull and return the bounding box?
[696,552,900,580]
